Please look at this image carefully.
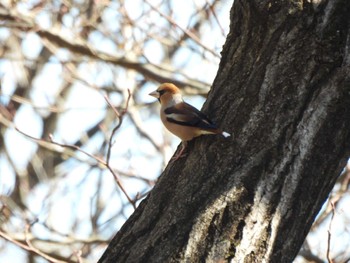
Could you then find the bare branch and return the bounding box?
[144,0,219,58]
[105,89,132,166]
[0,228,66,263]
[0,113,136,208]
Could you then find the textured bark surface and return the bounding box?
[99,1,350,262]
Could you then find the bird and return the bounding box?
[149,83,230,160]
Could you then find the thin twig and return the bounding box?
[7,120,136,208]
[205,0,226,37]
[128,108,162,152]
[16,129,107,165]
[74,250,83,263]
[0,228,65,263]
[105,89,132,166]
[327,201,335,263]
[104,94,121,118]
[104,89,136,208]
[145,0,219,58]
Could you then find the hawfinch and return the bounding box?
[149,83,230,160]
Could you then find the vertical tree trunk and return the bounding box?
[99,1,350,262]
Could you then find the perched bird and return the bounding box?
[149,83,230,160]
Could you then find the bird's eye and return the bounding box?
[158,90,166,96]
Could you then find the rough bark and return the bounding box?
[99,1,350,262]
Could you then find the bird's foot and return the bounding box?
[171,142,187,161]
[171,151,187,161]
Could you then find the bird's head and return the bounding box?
[149,83,183,105]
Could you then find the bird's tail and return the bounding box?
[201,128,231,137]
[221,131,231,138]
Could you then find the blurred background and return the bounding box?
[0,0,349,262]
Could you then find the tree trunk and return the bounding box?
[98,1,350,262]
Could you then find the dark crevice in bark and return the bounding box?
[202,212,221,260]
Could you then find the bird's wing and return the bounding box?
[164,102,218,130]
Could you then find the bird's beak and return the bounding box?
[149,90,159,98]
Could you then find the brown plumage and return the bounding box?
[149,83,230,160]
